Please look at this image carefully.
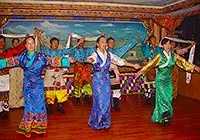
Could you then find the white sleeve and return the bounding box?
[88,52,98,64]
[71,33,101,41]
[110,52,125,66]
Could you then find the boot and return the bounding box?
[1,110,8,120]
[46,104,52,115]
[76,97,81,104]
[113,98,120,112]
[57,103,65,114]
[162,111,171,125]
[84,95,89,104]
[104,127,110,131]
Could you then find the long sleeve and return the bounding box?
[43,55,70,68]
[3,40,26,58]
[40,45,74,57]
[0,56,20,69]
[141,41,151,59]
[86,47,96,58]
[110,53,125,66]
[71,32,102,41]
[175,54,195,72]
[141,54,161,75]
[111,38,139,58]
[0,59,7,69]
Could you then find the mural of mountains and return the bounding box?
[3,20,147,58]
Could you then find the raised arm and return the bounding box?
[71,32,104,41]
[111,37,139,58]
[73,37,84,48]
[40,44,74,57]
[135,54,160,79]
[35,27,74,57]
[4,39,26,58]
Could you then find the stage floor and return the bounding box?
[0,95,200,140]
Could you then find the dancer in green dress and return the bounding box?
[135,38,200,125]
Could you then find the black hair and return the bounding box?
[77,38,85,43]
[96,36,106,48]
[161,38,173,46]
[0,35,6,42]
[50,37,59,44]
[107,37,115,42]
[25,36,35,43]
[12,38,20,44]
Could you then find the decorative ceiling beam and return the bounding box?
[0,0,199,20]
[0,3,163,14]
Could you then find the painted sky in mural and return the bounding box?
[3,20,148,59]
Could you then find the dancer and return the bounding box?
[0,35,26,119]
[36,28,94,104]
[140,33,163,61]
[107,37,139,111]
[140,33,163,81]
[9,38,25,108]
[42,37,69,114]
[0,36,72,137]
[87,36,141,130]
[135,38,200,125]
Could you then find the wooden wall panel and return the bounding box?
[178,71,200,101]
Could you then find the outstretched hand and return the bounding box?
[68,56,76,63]
[34,27,40,37]
[134,70,142,80]
[194,66,200,73]
[7,57,19,67]
[101,31,105,36]
[51,57,60,67]
[78,37,85,44]
[133,64,142,70]
[85,58,94,64]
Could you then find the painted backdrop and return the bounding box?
[3,20,148,60]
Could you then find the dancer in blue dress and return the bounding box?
[86,36,141,130]
[0,36,72,137]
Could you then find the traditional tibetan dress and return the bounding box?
[141,50,195,124]
[88,49,124,129]
[0,51,70,137]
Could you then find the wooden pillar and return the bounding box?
[153,22,160,45]
[161,27,167,38]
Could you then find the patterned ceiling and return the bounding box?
[0,0,199,21]
[2,0,184,7]
[71,0,181,6]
